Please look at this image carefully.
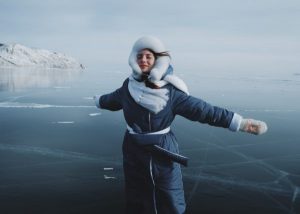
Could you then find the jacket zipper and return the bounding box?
[148,112,156,213]
[149,156,157,214]
[148,112,151,132]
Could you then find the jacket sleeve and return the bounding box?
[172,89,234,129]
[99,87,123,111]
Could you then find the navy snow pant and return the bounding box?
[122,131,186,214]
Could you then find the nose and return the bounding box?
[141,55,147,63]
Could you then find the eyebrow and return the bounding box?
[137,53,153,57]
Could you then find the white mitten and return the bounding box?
[93,95,101,108]
[239,119,268,135]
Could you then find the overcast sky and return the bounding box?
[1,0,299,72]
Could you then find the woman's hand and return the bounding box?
[239,119,268,135]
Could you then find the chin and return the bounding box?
[141,69,150,73]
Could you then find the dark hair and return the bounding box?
[141,74,160,89]
[140,48,170,89]
[143,48,171,59]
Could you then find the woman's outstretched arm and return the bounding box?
[171,88,267,135]
[94,88,123,111]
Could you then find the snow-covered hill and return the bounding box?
[0,43,84,69]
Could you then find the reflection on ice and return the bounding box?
[0,67,82,91]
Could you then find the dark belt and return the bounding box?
[150,145,189,167]
[127,129,189,167]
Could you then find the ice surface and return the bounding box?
[0,67,299,213]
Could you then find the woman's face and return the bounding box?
[137,49,155,73]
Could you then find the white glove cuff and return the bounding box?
[93,95,101,108]
[229,113,243,132]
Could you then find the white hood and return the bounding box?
[128,36,170,82]
[128,36,189,95]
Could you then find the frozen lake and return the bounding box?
[0,66,300,213]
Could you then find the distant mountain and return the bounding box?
[0,43,84,69]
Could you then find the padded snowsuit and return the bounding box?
[99,78,235,214]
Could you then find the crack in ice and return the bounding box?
[185,130,298,212]
[0,143,122,166]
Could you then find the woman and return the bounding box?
[94,36,267,214]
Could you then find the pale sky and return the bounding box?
[1,0,300,73]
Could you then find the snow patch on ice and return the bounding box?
[52,121,75,124]
[0,101,94,108]
[83,97,94,100]
[104,175,116,180]
[292,187,300,203]
[89,113,101,116]
[53,86,71,89]
[104,167,114,171]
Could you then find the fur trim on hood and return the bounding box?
[128,36,170,82]
[128,36,189,95]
